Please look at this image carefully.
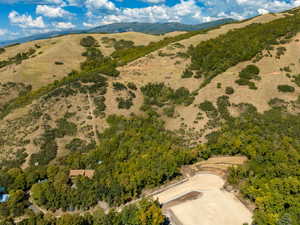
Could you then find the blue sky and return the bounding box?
[0,0,299,41]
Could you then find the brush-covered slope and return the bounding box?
[1,7,300,225]
[0,11,287,168]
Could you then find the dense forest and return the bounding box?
[200,106,300,224]
[0,115,195,223]
[1,199,166,225]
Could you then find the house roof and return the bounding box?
[84,170,95,179]
[69,170,95,178]
[70,170,85,176]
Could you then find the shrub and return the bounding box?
[281,66,291,72]
[225,87,234,95]
[0,48,5,54]
[235,78,250,86]
[94,96,106,116]
[181,69,193,78]
[277,85,295,92]
[80,36,97,47]
[276,46,286,58]
[235,65,260,89]
[173,43,185,48]
[268,98,288,110]
[239,65,260,80]
[176,52,189,59]
[199,100,215,111]
[141,83,194,108]
[217,95,231,120]
[55,118,77,138]
[163,105,175,117]
[199,100,218,118]
[127,82,137,90]
[194,71,202,79]
[172,87,194,106]
[217,83,222,88]
[292,74,300,87]
[113,82,127,91]
[114,39,134,50]
[65,138,95,152]
[116,97,133,109]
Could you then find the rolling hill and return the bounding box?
[1,7,300,225]
[0,19,234,47]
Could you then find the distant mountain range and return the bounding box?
[87,19,235,34]
[0,19,234,47]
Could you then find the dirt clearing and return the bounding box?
[154,173,252,225]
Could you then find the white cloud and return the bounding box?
[9,11,46,28]
[196,0,298,21]
[0,29,7,36]
[83,22,95,27]
[294,0,300,7]
[36,5,72,18]
[140,0,165,3]
[86,0,116,11]
[258,8,269,14]
[66,0,81,5]
[88,0,203,25]
[44,0,66,5]
[54,21,75,29]
[0,0,66,4]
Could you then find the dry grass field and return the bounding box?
[0,32,164,90]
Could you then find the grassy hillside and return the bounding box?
[1,8,300,225]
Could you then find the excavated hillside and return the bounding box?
[1,8,300,169]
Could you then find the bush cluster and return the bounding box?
[80,36,98,48]
[0,48,36,69]
[225,86,234,95]
[235,65,260,89]
[277,84,295,92]
[113,82,127,91]
[141,83,194,109]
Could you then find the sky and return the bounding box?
[0,0,300,41]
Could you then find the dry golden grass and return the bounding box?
[0,32,164,90]
[1,12,300,168]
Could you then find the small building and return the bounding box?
[69,170,95,179]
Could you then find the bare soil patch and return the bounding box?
[154,174,252,225]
